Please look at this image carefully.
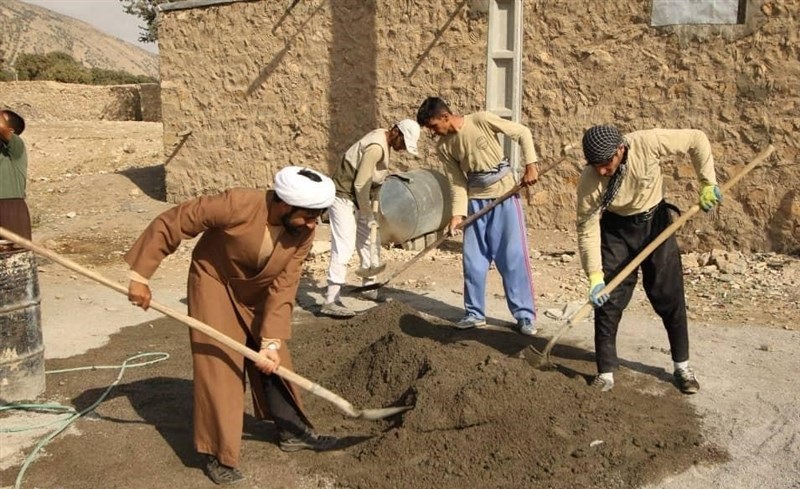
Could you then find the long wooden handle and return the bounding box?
[371,199,381,266]
[540,144,776,361]
[0,228,361,418]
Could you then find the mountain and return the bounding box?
[0,0,158,78]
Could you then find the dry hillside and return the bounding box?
[0,0,158,78]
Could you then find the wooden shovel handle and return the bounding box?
[0,227,361,417]
[539,144,776,362]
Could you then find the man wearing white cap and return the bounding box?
[126,167,341,485]
[322,119,421,318]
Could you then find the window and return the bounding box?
[650,0,747,26]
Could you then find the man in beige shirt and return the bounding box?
[576,125,722,394]
[417,97,540,334]
[322,119,421,318]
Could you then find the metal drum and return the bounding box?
[0,242,44,403]
[377,169,451,244]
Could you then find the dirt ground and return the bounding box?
[1,121,799,489]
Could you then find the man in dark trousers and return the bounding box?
[576,124,722,394]
[0,109,31,240]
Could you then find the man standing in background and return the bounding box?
[321,119,421,318]
[0,109,31,240]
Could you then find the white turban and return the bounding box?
[273,166,335,209]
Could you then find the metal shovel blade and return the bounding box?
[349,280,387,294]
[355,405,413,420]
[354,264,386,278]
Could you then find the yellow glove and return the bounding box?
[699,184,722,212]
[588,272,609,307]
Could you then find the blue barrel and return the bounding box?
[377,169,451,244]
[0,243,45,403]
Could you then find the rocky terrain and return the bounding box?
[0,0,158,78]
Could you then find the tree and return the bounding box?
[119,0,170,43]
[14,51,156,85]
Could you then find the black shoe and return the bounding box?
[204,455,245,485]
[279,430,340,453]
[674,367,700,394]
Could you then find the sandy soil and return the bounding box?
[1,121,799,489]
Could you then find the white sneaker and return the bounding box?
[591,375,614,392]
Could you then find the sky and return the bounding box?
[20,0,159,54]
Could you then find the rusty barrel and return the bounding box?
[0,241,45,403]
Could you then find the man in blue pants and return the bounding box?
[416,97,540,334]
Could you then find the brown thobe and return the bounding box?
[124,188,312,467]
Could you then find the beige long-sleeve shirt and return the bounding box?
[436,112,538,217]
[576,129,718,276]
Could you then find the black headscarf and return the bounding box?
[582,125,624,165]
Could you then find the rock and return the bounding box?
[65,211,77,219]
[129,188,141,197]
[78,294,90,301]
[710,249,748,274]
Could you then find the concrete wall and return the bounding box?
[0,81,162,122]
[158,0,800,253]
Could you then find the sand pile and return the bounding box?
[296,301,727,489]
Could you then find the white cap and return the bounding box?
[395,119,420,156]
[273,166,335,209]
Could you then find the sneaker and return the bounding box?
[320,301,356,318]
[279,430,340,453]
[591,375,615,392]
[359,289,386,303]
[204,455,245,485]
[674,367,700,394]
[517,318,537,336]
[454,315,487,330]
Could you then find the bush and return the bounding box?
[14,52,157,85]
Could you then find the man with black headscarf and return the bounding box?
[576,125,722,394]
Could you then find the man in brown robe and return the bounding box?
[126,166,339,485]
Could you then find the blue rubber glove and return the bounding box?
[588,272,610,307]
[699,184,722,212]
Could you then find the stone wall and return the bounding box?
[0,81,162,123]
[158,0,799,253]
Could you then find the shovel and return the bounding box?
[535,144,776,369]
[354,200,385,279]
[351,145,577,294]
[0,227,411,421]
